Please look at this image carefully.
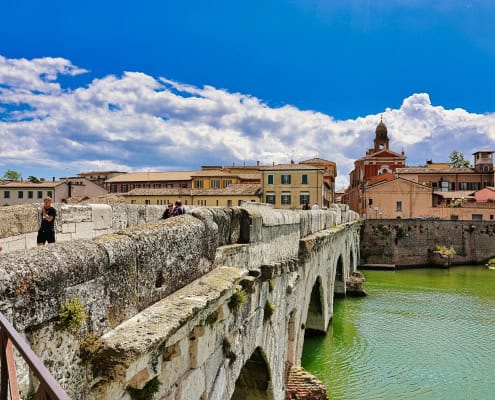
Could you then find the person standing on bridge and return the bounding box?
[311,201,320,210]
[37,197,56,246]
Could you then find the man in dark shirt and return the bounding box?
[37,197,56,246]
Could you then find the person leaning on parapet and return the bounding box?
[37,197,56,246]
[172,200,185,216]
[311,202,320,210]
[161,203,174,219]
[302,202,310,210]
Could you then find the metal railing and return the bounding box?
[0,313,71,400]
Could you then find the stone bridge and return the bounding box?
[0,203,360,399]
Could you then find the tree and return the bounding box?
[2,169,22,181]
[27,176,41,183]
[449,150,470,168]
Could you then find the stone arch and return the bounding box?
[334,254,346,297]
[232,347,274,400]
[286,309,298,364]
[305,277,326,332]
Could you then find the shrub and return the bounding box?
[228,289,247,314]
[264,301,275,322]
[56,298,87,332]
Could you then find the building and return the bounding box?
[259,163,326,209]
[104,171,195,193]
[191,170,243,190]
[0,181,69,206]
[65,177,109,199]
[123,184,260,207]
[77,171,126,188]
[396,151,494,193]
[345,119,406,215]
[299,158,337,204]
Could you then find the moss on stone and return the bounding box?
[268,279,275,292]
[264,300,275,322]
[56,297,87,332]
[127,376,160,400]
[228,288,247,314]
[205,310,219,327]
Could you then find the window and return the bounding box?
[450,215,459,221]
[300,192,310,205]
[4,191,10,199]
[368,198,373,206]
[121,184,129,192]
[483,165,490,172]
[37,191,43,199]
[180,183,188,188]
[301,174,308,184]
[227,200,232,207]
[267,174,274,185]
[28,191,33,199]
[266,192,275,204]
[238,200,243,206]
[145,199,151,205]
[211,179,220,189]
[472,214,482,221]
[153,184,161,188]
[18,191,24,199]
[281,174,291,184]
[459,182,467,190]
[223,180,232,188]
[47,191,52,198]
[195,180,203,189]
[110,184,117,193]
[490,215,494,220]
[440,181,449,192]
[396,201,402,212]
[281,192,291,205]
[166,183,173,188]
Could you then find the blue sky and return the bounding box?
[1,0,495,188]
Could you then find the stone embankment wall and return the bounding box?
[361,219,495,267]
[0,203,360,400]
[0,203,165,252]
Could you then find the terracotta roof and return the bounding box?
[193,184,260,196]
[299,158,336,165]
[367,173,394,186]
[0,181,66,188]
[397,167,475,174]
[124,188,192,196]
[78,171,126,175]
[433,190,475,199]
[259,164,324,171]
[105,171,196,183]
[237,173,261,180]
[190,170,240,177]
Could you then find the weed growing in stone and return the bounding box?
[228,288,247,314]
[56,297,87,332]
[264,301,275,322]
[79,333,101,363]
[205,310,219,327]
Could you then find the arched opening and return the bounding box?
[305,277,326,333]
[334,255,345,297]
[232,347,273,400]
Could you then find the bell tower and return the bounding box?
[373,116,389,152]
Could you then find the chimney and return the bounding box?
[257,160,260,166]
[52,177,55,182]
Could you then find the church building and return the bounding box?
[345,119,406,216]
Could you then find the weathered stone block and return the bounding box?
[62,223,76,233]
[177,368,205,400]
[91,204,113,230]
[190,324,217,368]
[75,222,94,239]
[0,204,39,239]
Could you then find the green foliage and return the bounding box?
[435,245,456,259]
[27,175,41,183]
[268,279,275,292]
[57,297,87,332]
[264,300,275,322]
[127,377,160,400]
[449,150,470,168]
[228,289,247,314]
[79,333,101,363]
[2,169,21,181]
[487,258,495,265]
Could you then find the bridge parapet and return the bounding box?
[0,203,360,399]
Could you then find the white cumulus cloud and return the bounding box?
[1,55,494,189]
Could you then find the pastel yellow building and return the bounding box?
[259,163,326,209]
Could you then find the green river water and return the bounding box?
[301,266,495,400]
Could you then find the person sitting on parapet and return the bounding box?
[172,200,185,216]
[311,202,320,210]
[37,196,56,246]
[162,203,174,219]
